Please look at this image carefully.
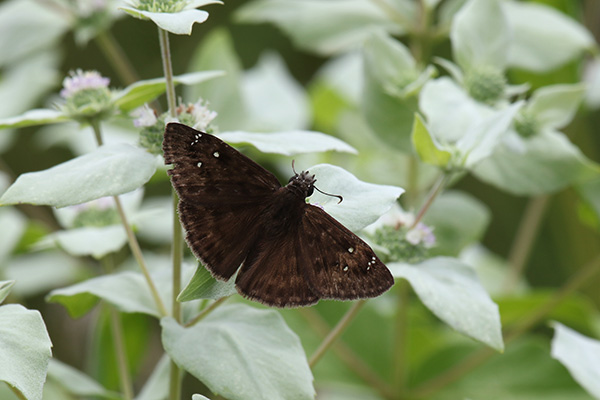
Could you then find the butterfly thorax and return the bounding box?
[285,171,316,200]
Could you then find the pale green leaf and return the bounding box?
[178,264,236,302]
[460,245,528,296]
[412,113,451,167]
[218,130,357,156]
[390,257,504,351]
[0,109,68,129]
[47,359,116,398]
[0,304,53,400]
[473,130,593,195]
[113,71,225,112]
[0,51,59,121]
[135,355,170,400]
[4,252,82,298]
[0,144,156,208]
[235,0,405,55]
[241,52,310,131]
[551,323,600,399]
[161,304,314,400]
[457,101,522,167]
[362,46,418,152]
[420,77,492,144]
[185,29,247,131]
[363,31,416,89]
[451,0,510,70]
[504,1,594,72]
[41,226,127,260]
[0,208,26,264]
[0,281,14,304]
[307,164,404,232]
[0,0,69,67]
[120,7,217,35]
[584,58,600,110]
[424,191,490,256]
[48,264,195,318]
[526,84,585,131]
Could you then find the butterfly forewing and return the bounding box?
[301,205,394,299]
[163,123,281,203]
[164,123,280,279]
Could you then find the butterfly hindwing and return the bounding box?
[235,225,319,307]
[300,205,394,300]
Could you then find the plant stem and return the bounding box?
[95,31,139,86]
[158,28,177,117]
[309,300,366,368]
[410,172,448,229]
[503,195,550,292]
[407,155,419,209]
[504,253,600,343]
[409,253,600,398]
[392,280,410,397]
[101,256,134,400]
[158,26,183,400]
[298,308,395,399]
[90,121,168,317]
[109,306,134,400]
[171,195,183,323]
[185,296,229,327]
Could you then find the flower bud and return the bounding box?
[464,65,506,105]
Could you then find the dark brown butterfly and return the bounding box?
[163,122,394,307]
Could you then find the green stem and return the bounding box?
[298,308,396,400]
[171,194,183,323]
[504,253,600,343]
[90,121,168,317]
[158,26,183,400]
[158,28,177,117]
[392,280,410,397]
[168,359,182,400]
[406,155,419,209]
[309,300,366,368]
[185,296,229,327]
[409,254,600,399]
[503,195,550,292]
[109,307,134,400]
[298,307,395,399]
[410,172,449,229]
[95,31,139,86]
[101,256,134,400]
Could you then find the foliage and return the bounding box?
[0,0,599,399]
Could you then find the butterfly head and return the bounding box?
[288,171,316,198]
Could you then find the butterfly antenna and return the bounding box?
[314,186,343,204]
[292,159,298,175]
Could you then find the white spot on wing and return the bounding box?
[348,247,354,253]
[343,265,349,272]
[197,161,203,168]
[213,151,220,158]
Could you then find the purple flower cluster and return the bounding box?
[60,70,110,99]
